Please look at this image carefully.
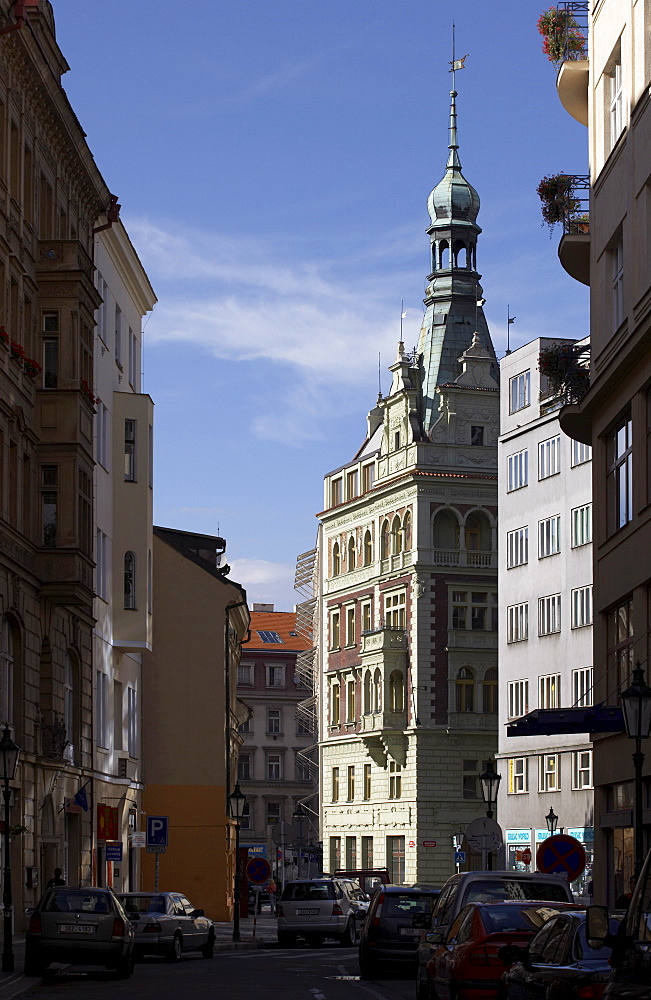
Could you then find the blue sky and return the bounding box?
[54,1,588,611]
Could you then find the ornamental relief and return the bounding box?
[457,450,497,466]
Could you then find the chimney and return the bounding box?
[252,603,274,612]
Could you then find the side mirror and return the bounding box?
[586,906,610,949]
[191,908,205,917]
[412,912,431,929]
[425,931,445,945]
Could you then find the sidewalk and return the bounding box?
[0,940,41,1000]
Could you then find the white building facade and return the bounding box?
[497,338,593,893]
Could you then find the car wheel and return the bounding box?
[166,933,182,962]
[201,931,215,958]
[278,931,296,948]
[114,954,134,979]
[340,920,356,947]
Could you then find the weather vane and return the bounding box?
[449,22,468,82]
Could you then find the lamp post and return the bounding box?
[479,760,502,871]
[620,663,651,880]
[227,782,246,943]
[292,803,306,879]
[545,807,558,836]
[0,726,19,973]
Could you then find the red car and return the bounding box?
[425,900,579,1000]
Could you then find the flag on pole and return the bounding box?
[449,54,469,72]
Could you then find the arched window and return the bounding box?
[380,521,390,559]
[391,516,403,555]
[363,530,372,566]
[332,541,340,577]
[124,551,136,609]
[389,671,404,713]
[331,682,340,726]
[347,536,356,572]
[456,667,475,713]
[432,509,460,550]
[439,241,450,269]
[483,667,498,714]
[373,669,382,713]
[465,511,491,552]
[363,672,372,715]
[403,511,412,551]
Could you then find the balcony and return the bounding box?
[431,548,496,569]
[557,58,588,125]
[360,710,407,733]
[549,3,589,125]
[36,549,94,607]
[360,627,407,655]
[540,174,590,285]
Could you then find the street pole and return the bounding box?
[233,819,241,943]
[633,739,644,880]
[2,781,12,972]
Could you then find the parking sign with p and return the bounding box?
[146,815,169,847]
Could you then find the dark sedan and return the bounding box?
[359,885,440,978]
[498,909,621,1000]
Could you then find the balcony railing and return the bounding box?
[431,549,496,569]
[560,175,589,235]
[543,3,589,63]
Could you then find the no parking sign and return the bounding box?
[536,834,585,881]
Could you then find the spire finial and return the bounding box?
[448,23,468,170]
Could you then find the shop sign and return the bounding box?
[506,830,530,844]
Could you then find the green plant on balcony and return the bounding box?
[537,7,586,64]
[10,340,25,362]
[23,357,42,379]
[0,326,8,347]
[537,173,580,235]
[539,343,590,401]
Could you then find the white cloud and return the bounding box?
[228,558,297,612]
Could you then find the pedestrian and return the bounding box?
[46,867,65,888]
[616,874,636,910]
[267,879,277,915]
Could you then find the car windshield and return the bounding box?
[383,894,437,917]
[281,882,334,901]
[43,891,112,913]
[120,895,165,914]
[466,880,569,903]
[481,905,566,933]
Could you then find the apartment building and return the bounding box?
[497,337,593,894]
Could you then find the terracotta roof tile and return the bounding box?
[243,611,312,651]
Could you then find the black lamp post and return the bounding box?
[227,782,246,943]
[545,807,558,835]
[292,803,306,879]
[620,663,651,880]
[0,726,19,973]
[479,760,501,871]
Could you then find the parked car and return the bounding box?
[334,868,391,896]
[358,884,440,978]
[25,886,135,978]
[277,878,362,947]
[431,871,574,939]
[498,909,621,1000]
[117,891,215,961]
[423,901,580,1000]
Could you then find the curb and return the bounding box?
[0,973,41,1000]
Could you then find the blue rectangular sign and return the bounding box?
[146,815,168,847]
[105,842,123,862]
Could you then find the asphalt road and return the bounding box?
[22,943,419,1000]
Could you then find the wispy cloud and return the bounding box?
[228,558,297,612]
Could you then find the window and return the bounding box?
[332,767,340,802]
[571,504,592,547]
[128,328,137,388]
[373,669,382,712]
[63,653,78,764]
[266,753,282,780]
[389,670,404,713]
[241,802,251,831]
[509,371,530,413]
[95,529,109,601]
[570,668,594,712]
[539,673,561,709]
[362,463,375,493]
[330,682,340,725]
[238,664,253,685]
[539,436,561,479]
[331,478,342,506]
[463,759,478,799]
[347,765,355,801]
[363,531,372,566]
[388,761,402,800]
[612,236,624,328]
[539,515,561,558]
[394,431,400,451]
[391,516,403,554]
[470,425,484,446]
[258,630,283,644]
[346,606,356,646]
[361,601,372,633]
[572,750,593,789]
[41,464,57,547]
[346,678,355,721]
[609,598,634,693]
[78,468,92,555]
[507,449,528,491]
[455,667,474,712]
[296,758,311,780]
[506,527,528,568]
[330,837,341,872]
[347,536,356,571]
[127,686,137,757]
[539,594,561,636]
[363,763,371,800]
[609,58,623,148]
[507,757,528,794]
[452,591,468,629]
[266,664,285,688]
[345,836,357,869]
[330,610,340,649]
[124,551,136,609]
[238,753,251,780]
[267,709,281,734]
[331,540,340,576]
[385,591,405,628]
[115,306,123,366]
[387,835,405,884]
[483,668,498,714]
[95,400,108,470]
[507,603,528,643]
[124,419,136,481]
[96,671,108,749]
[571,439,592,467]
[508,680,529,719]
[608,415,633,532]
[539,754,560,792]
[361,836,373,868]
[346,470,358,500]
[267,801,281,825]
[572,586,593,628]
[238,717,251,734]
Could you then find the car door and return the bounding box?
[169,894,192,949]
[521,916,573,999]
[180,895,208,949]
[433,906,476,1000]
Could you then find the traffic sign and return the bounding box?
[454,851,466,864]
[246,856,271,885]
[465,818,503,853]
[522,848,532,865]
[105,842,123,862]
[422,840,437,847]
[536,834,585,881]
[146,815,168,847]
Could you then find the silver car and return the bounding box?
[118,891,215,961]
[277,878,362,947]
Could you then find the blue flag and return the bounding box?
[74,787,89,811]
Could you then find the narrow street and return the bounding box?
[20,945,417,1000]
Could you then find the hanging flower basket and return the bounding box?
[537,7,586,64]
[537,173,580,235]
[10,340,25,362]
[23,357,42,379]
[539,343,590,400]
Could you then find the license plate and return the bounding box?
[399,927,421,936]
[296,908,319,915]
[59,924,95,934]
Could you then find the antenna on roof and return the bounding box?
[506,306,516,355]
[378,352,382,398]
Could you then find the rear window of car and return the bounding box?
[120,895,165,914]
[383,893,437,917]
[281,882,335,901]
[43,891,113,913]
[466,879,570,903]
[480,904,566,933]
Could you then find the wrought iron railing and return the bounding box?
[554,2,589,62]
[561,174,590,235]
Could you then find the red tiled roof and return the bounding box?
[243,611,312,651]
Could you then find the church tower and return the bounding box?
[316,68,500,888]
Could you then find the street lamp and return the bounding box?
[545,807,558,835]
[292,803,306,879]
[227,782,246,943]
[0,725,19,973]
[620,662,651,879]
[479,760,501,820]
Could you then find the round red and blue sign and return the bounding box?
[246,856,272,885]
[536,834,585,882]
